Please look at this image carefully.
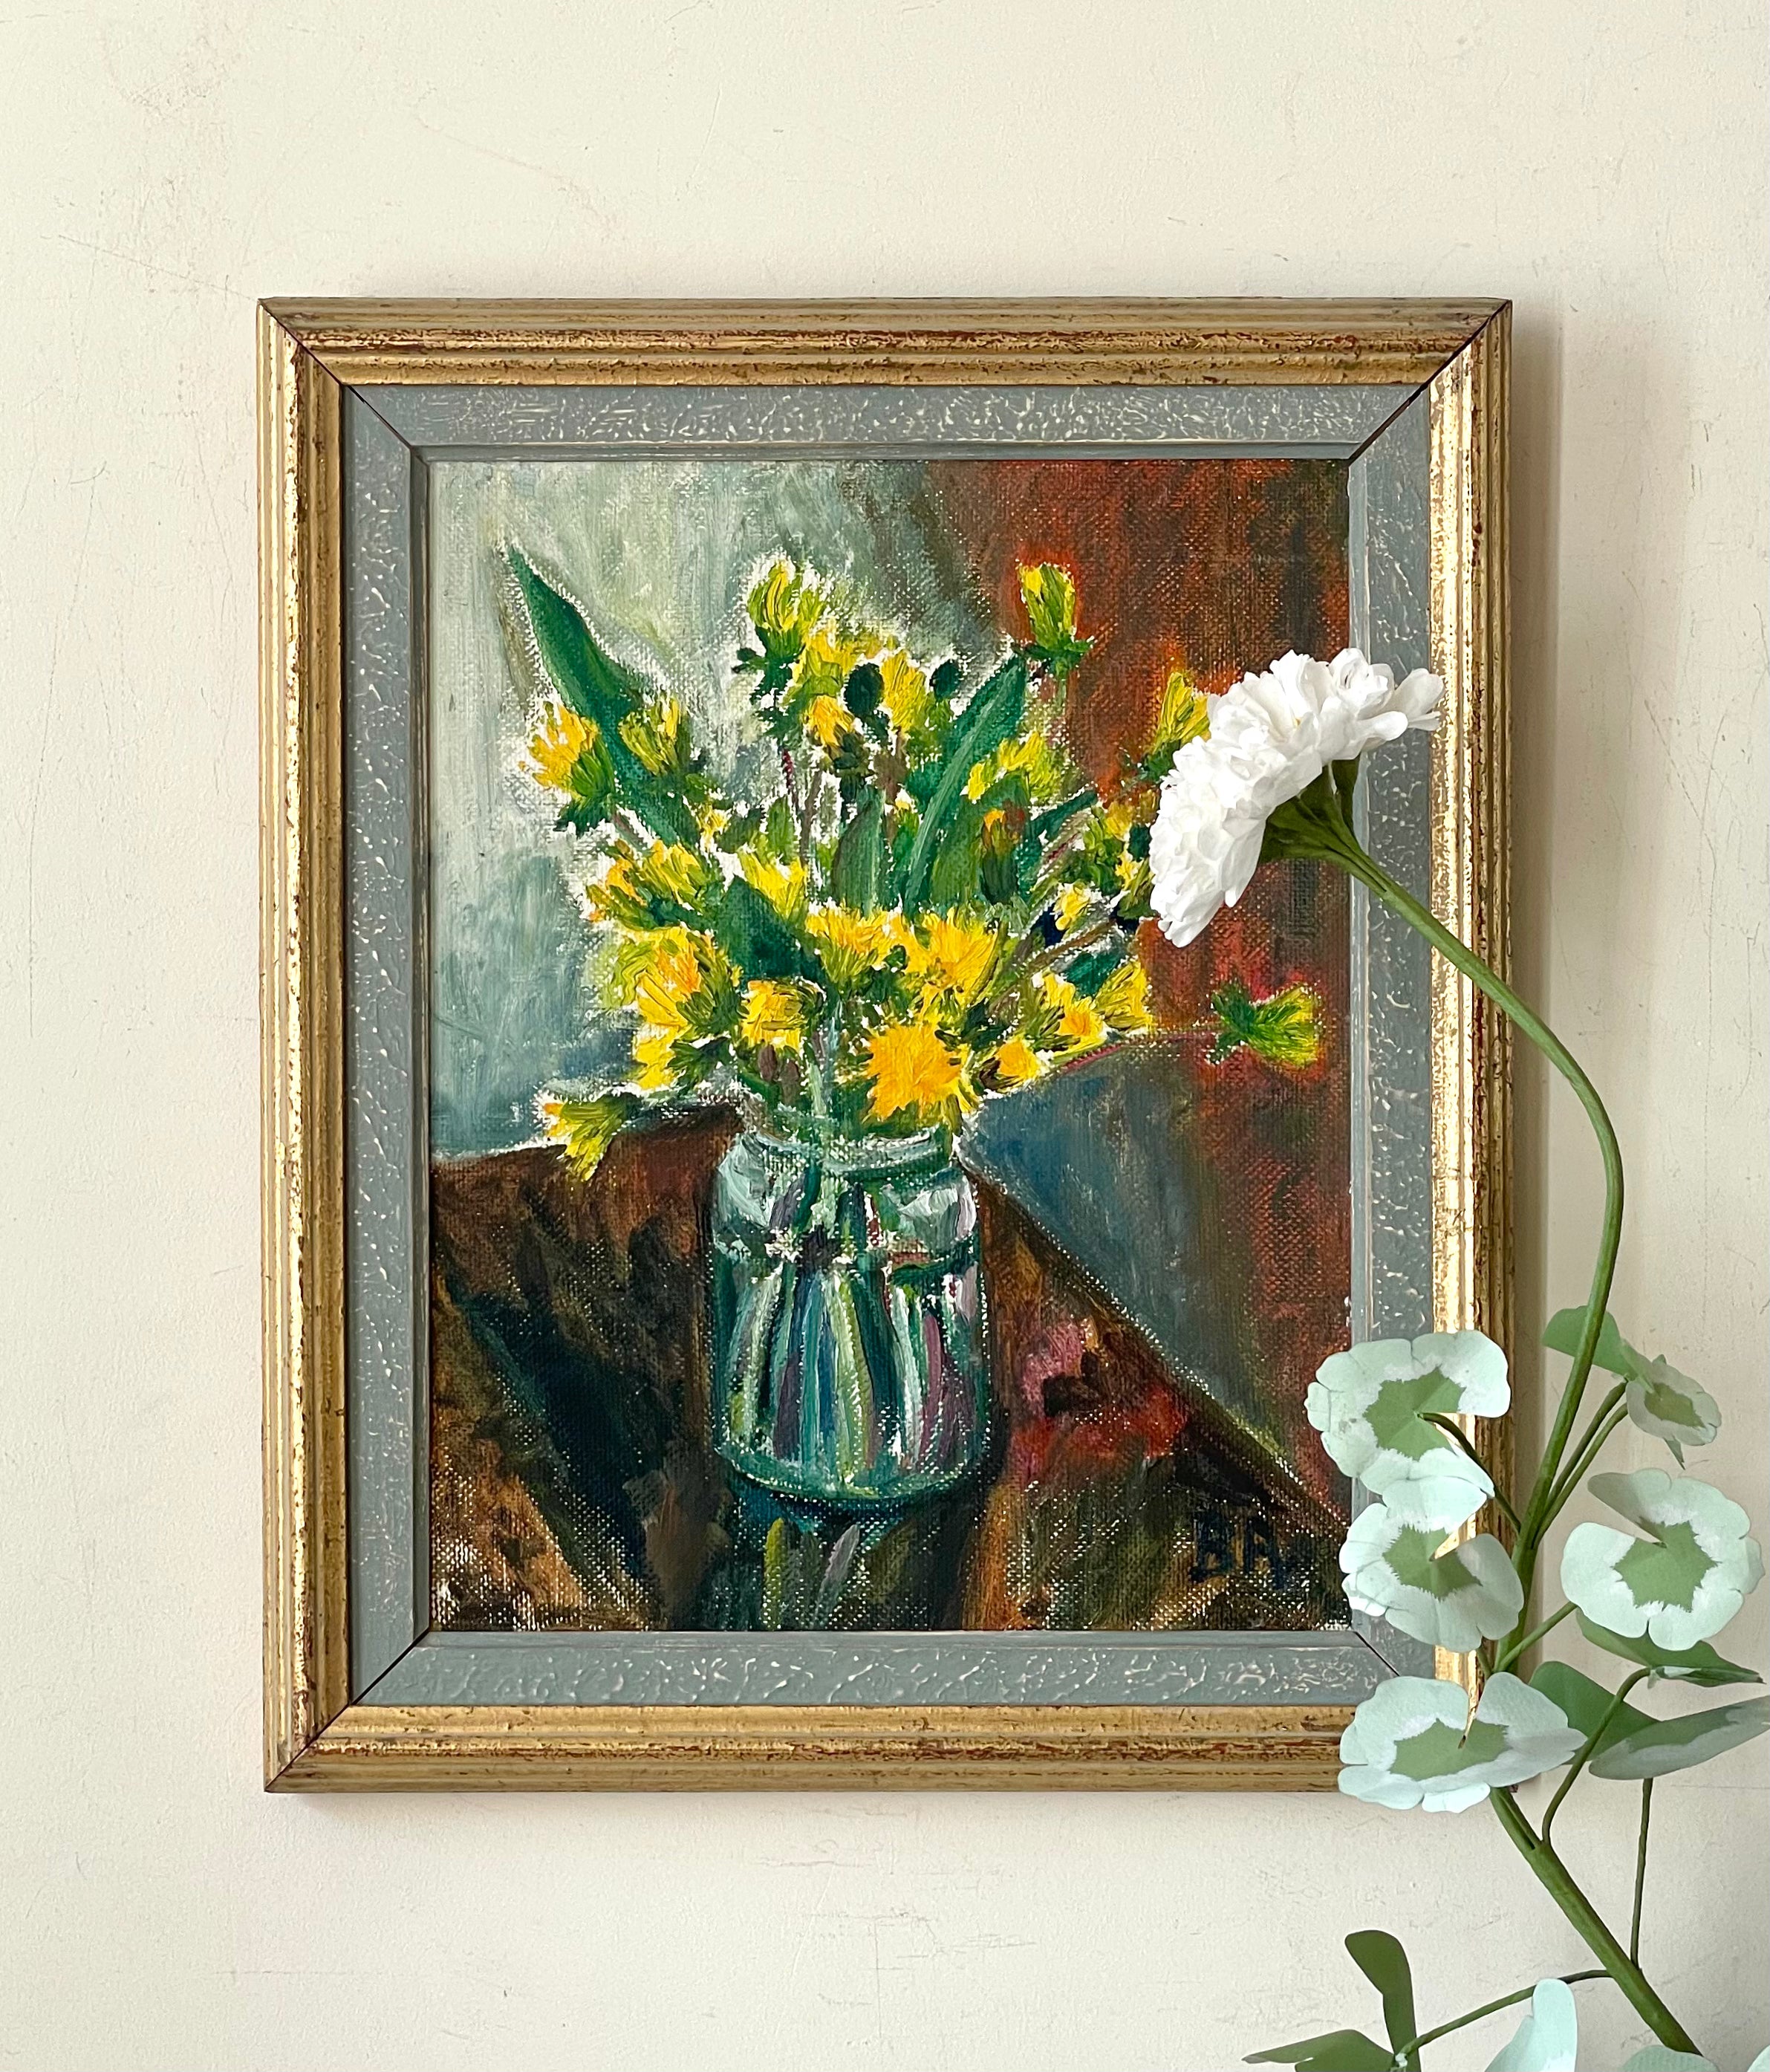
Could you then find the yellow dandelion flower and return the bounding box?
[635,841,713,908]
[529,703,593,791]
[962,731,1067,806]
[1094,957,1153,1034]
[611,925,703,1030]
[619,696,688,777]
[1053,886,1092,935]
[749,561,827,655]
[738,849,809,921]
[631,1030,681,1092]
[903,913,1001,1012]
[584,852,644,926]
[1208,981,1324,1071]
[879,648,934,744]
[738,979,807,1055]
[1035,972,1109,1056]
[991,1036,1044,1087]
[1104,799,1136,841]
[864,1021,966,1123]
[540,1091,640,1181]
[793,623,867,707]
[804,903,896,990]
[1154,665,1211,753]
[806,693,858,752]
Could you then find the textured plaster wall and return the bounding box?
[1,4,1764,2067]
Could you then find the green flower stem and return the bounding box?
[1489,1600,1575,1676]
[1419,1412,1523,1531]
[1490,1788,1699,2054]
[1546,1393,1628,1519]
[1018,913,1118,981]
[1630,1779,1655,1965]
[1542,1668,1652,1844]
[1275,777,1696,2053]
[1311,796,1625,1655]
[1395,1969,1607,2059]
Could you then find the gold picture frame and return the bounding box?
[261,298,1510,1790]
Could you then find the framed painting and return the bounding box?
[259,299,1511,1788]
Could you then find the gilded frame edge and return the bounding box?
[260,296,1511,1790]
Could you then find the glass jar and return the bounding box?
[711,1124,989,1512]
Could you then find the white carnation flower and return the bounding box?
[1338,1672,1583,1814]
[1149,648,1442,947]
[1561,1469,1765,1650]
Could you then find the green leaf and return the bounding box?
[843,658,885,729]
[1591,1695,1769,1780]
[899,655,1027,915]
[829,790,887,910]
[1344,1932,1416,2062]
[1063,946,1125,996]
[714,877,812,985]
[1576,1612,1762,1686]
[1027,787,1096,848]
[510,552,698,847]
[1542,1305,1636,1375]
[1529,1660,1653,1751]
[1244,2030,1393,2071]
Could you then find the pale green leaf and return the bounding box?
[1590,1695,1769,1780]
[1576,1612,1761,1686]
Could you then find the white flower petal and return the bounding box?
[1149,648,1443,946]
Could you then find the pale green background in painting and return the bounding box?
[427,459,996,1154]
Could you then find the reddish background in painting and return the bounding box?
[931,456,1353,1527]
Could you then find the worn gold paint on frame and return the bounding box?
[259,298,1512,1788]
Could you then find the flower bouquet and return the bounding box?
[511,552,1307,1512]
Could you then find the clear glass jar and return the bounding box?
[712,1124,989,1512]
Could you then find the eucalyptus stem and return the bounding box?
[1630,1779,1655,1965]
[1489,1600,1574,1676]
[1396,1969,1607,2059]
[1546,1396,1628,1519]
[1541,1669,1652,1844]
[1280,779,1699,2052]
[1321,806,1625,1660]
[1490,1790,1699,2054]
[1419,1412,1523,1530]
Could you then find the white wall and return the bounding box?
[2,4,1764,2067]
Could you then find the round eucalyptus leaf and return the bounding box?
[1340,1506,1522,1651]
[1562,1471,1764,1649]
[1338,1673,1582,1815]
[1624,1356,1721,1466]
[1484,1978,1578,2072]
[1308,1331,1506,1519]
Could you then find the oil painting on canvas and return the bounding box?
[426,455,1355,1634]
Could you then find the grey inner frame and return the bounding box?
[342,381,1436,1707]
